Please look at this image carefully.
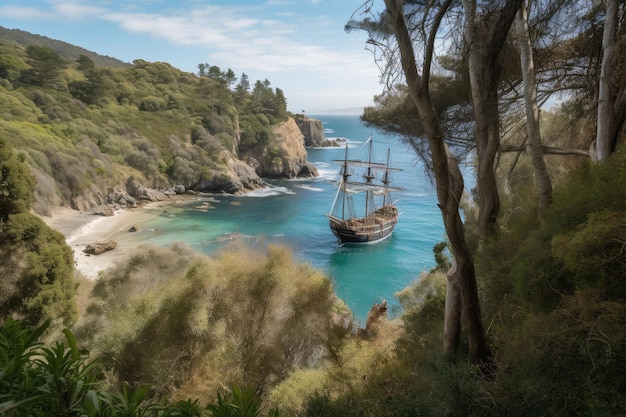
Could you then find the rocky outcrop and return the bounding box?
[83,239,117,255]
[108,186,137,208]
[192,154,265,194]
[69,184,107,212]
[241,118,319,179]
[94,205,114,217]
[357,300,388,339]
[294,115,325,147]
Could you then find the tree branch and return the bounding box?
[500,144,589,156]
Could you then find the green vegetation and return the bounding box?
[0,318,280,416]
[0,138,77,328]
[281,152,625,417]
[0,38,291,213]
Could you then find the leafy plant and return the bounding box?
[0,320,281,417]
[0,319,97,416]
[206,385,279,417]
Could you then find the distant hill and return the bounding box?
[0,26,128,68]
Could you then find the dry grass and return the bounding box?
[74,242,353,401]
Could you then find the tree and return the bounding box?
[69,56,106,105]
[198,62,207,77]
[595,0,625,161]
[236,72,250,95]
[225,68,237,90]
[208,65,224,81]
[463,0,524,240]
[0,139,77,327]
[75,54,95,72]
[363,0,492,363]
[19,45,67,88]
[274,87,288,118]
[514,0,552,216]
[0,140,35,223]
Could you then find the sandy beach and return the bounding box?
[40,199,193,280]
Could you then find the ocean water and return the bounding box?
[136,115,444,322]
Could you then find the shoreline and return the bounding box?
[40,196,199,280]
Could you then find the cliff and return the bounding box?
[241,117,318,179]
[295,115,325,147]
[64,117,317,211]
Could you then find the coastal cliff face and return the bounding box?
[294,116,325,147]
[35,116,318,212]
[241,117,319,179]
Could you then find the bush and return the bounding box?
[0,319,281,417]
[0,212,77,327]
[77,243,352,400]
[0,139,36,220]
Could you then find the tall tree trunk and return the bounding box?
[596,0,618,161]
[515,0,552,216]
[463,0,523,240]
[384,0,491,364]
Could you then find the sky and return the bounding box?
[0,0,386,114]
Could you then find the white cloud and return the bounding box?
[1,0,382,110]
[98,3,374,78]
[52,2,106,19]
[0,6,53,21]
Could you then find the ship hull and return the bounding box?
[327,206,398,244]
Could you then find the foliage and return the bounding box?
[271,321,403,417]
[0,138,77,328]
[19,45,68,88]
[507,151,626,306]
[0,138,35,221]
[75,243,352,400]
[0,319,281,417]
[0,35,298,212]
[0,212,77,327]
[0,318,98,416]
[206,385,280,417]
[286,147,626,416]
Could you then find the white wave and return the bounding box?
[294,184,324,192]
[313,162,340,181]
[243,185,296,197]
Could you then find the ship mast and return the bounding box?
[340,143,350,220]
[364,137,375,216]
[382,147,391,207]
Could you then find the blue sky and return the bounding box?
[0,0,384,114]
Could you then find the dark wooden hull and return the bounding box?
[328,206,398,244]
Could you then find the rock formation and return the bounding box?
[294,115,325,147]
[240,118,319,178]
[83,239,117,255]
[358,300,388,339]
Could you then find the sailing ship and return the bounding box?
[326,137,404,244]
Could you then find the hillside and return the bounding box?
[0,26,128,68]
[0,30,320,215]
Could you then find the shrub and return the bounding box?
[0,319,281,416]
[77,243,352,400]
[0,139,36,220]
[0,212,77,327]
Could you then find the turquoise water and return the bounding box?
[137,115,444,322]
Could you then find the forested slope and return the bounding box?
[0,32,316,216]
